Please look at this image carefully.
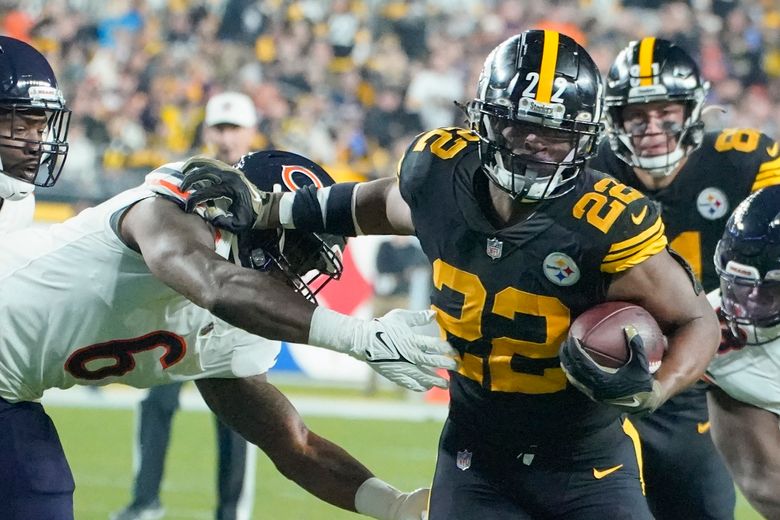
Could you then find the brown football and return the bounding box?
[568,301,667,372]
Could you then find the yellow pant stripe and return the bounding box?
[622,418,646,494]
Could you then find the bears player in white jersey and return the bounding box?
[0,35,70,232]
[0,149,455,520]
[706,185,780,518]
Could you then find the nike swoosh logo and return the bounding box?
[371,331,401,361]
[593,464,623,479]
[631,206,648,225]
[697,421,711,434]
[768,142,779,157]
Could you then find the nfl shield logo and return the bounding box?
[486,238,503,259]
[456,449,472,471]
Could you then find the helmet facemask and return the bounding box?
[716,260,780,345]
[0,104,71,199]
[606,96,705,179]
[471,103,600,201]
[238,228,345,304]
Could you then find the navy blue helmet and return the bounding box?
[715,186,780,344]
[234,150,345,303]
[0,36,70,199]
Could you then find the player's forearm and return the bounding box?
[270,429,371,511]
[655,299,720,398]
[203,263,315,343]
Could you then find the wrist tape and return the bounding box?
[282,182,360,236]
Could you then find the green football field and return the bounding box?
[48,405,763,520]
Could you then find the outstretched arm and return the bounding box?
[179,158,415,235]
[120,196,455,391]
[196,375,429,519]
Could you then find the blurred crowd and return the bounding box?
[2,0,779,203]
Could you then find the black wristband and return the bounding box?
[291,182,358,236]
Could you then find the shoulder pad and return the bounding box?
[398,127,478,204]
[143,161,188,205]
[571,173,667,273]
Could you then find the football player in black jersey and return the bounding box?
[181,30,721,520]
[589,37,780,519]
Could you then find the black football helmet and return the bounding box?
[0,36,70,200]
[233,150,345,303]
[604,37,708,178]
[467,29,603,201]
[715,186,780,345]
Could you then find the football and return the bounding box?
[568,301,667,372]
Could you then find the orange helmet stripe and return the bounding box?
[638,37,656,86]
[536,30,559,103]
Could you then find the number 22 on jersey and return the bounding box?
[432,259,570,394]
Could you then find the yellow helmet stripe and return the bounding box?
[536,30,559,103]
[638,37,656,86]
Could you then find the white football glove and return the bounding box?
[355,478,429,520]
[309,307,457,392]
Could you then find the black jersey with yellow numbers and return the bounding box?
[398,127,668,446]
[590,128,780,293]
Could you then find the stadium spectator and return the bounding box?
[2,0,775,209]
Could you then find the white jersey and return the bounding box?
[0,194,34,232]
[0,166,279,403]
[705,289,780,415]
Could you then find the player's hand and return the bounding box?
[180,156,274,233]
[390,488,429,520]
[309,307,458,392]
[362,310,457,392]
[355,478,429,520]
[560,326,664,414]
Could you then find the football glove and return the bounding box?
[180,156,273,233]
[559,326,665,414]
[355,478,429,520]
[309,307,457,392]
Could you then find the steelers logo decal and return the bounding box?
[543,252,580,286]
[696,188,729,220]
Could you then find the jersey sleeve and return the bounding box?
[397,127,479,208]
[142,161,189,207]
[600,191,668,274]
[750,133,780,192]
